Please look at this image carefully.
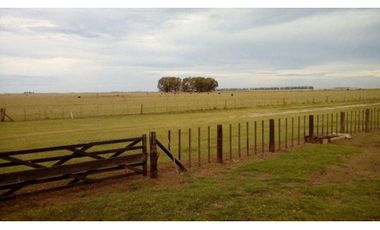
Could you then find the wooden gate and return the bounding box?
[0,135,147,199]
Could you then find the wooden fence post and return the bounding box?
[269,119,275,152]
[149,132,158,178]
[140,104,143,114]
[365,109,370,132]
[340,112,346,133]
[217,124,223,163]
[309,115,314,138]
[0,108,5,122]
[285,118,288,149]
[142,134,148,176]
[304,115,306,143]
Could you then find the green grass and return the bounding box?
[1,98,379,173]
[1,131,380,220]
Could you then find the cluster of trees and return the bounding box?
[158,77,218,93]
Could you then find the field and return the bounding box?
[1,131,380,220]
[1,89,380,121]
[0,89,380,220]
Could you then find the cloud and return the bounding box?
[0,9,380,92]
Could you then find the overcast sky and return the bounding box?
[1,9,380,92]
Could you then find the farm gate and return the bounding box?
[0,136,148,199]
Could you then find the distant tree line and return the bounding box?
[218,86,314,91]
[158,77,218,93]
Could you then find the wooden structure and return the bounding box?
[0,108,14,122]
[149,131,186,178]
[0,136,147,199]
[269,119,275,152]
[217,125,223,163]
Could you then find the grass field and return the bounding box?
[0,90,380,220]
[1,131,379,220]
[0,95,379,168]
[1,89,380,121]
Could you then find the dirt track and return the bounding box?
[247,102,380,118]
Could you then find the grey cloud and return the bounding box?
[0,9,380,93]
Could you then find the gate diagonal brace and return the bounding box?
[53,145,93,166]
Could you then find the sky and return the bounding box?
[1,8,380,93]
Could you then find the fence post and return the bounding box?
[142,134,148,176]
[140,104,144,114]
[365,109,370,132]
[309,115,314,138]
[0,108,5,122]
[149,131,158,178]
[217,124,223,163]
[269,119,275,152]
[340,112,346,133]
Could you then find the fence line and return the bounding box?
[161,106,379,168]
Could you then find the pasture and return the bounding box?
[0,89,380,220]
[1,89,380,121]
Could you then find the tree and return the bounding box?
[181,77,218,92]
[157,77,182,92]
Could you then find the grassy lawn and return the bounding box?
[1,131,379,220]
